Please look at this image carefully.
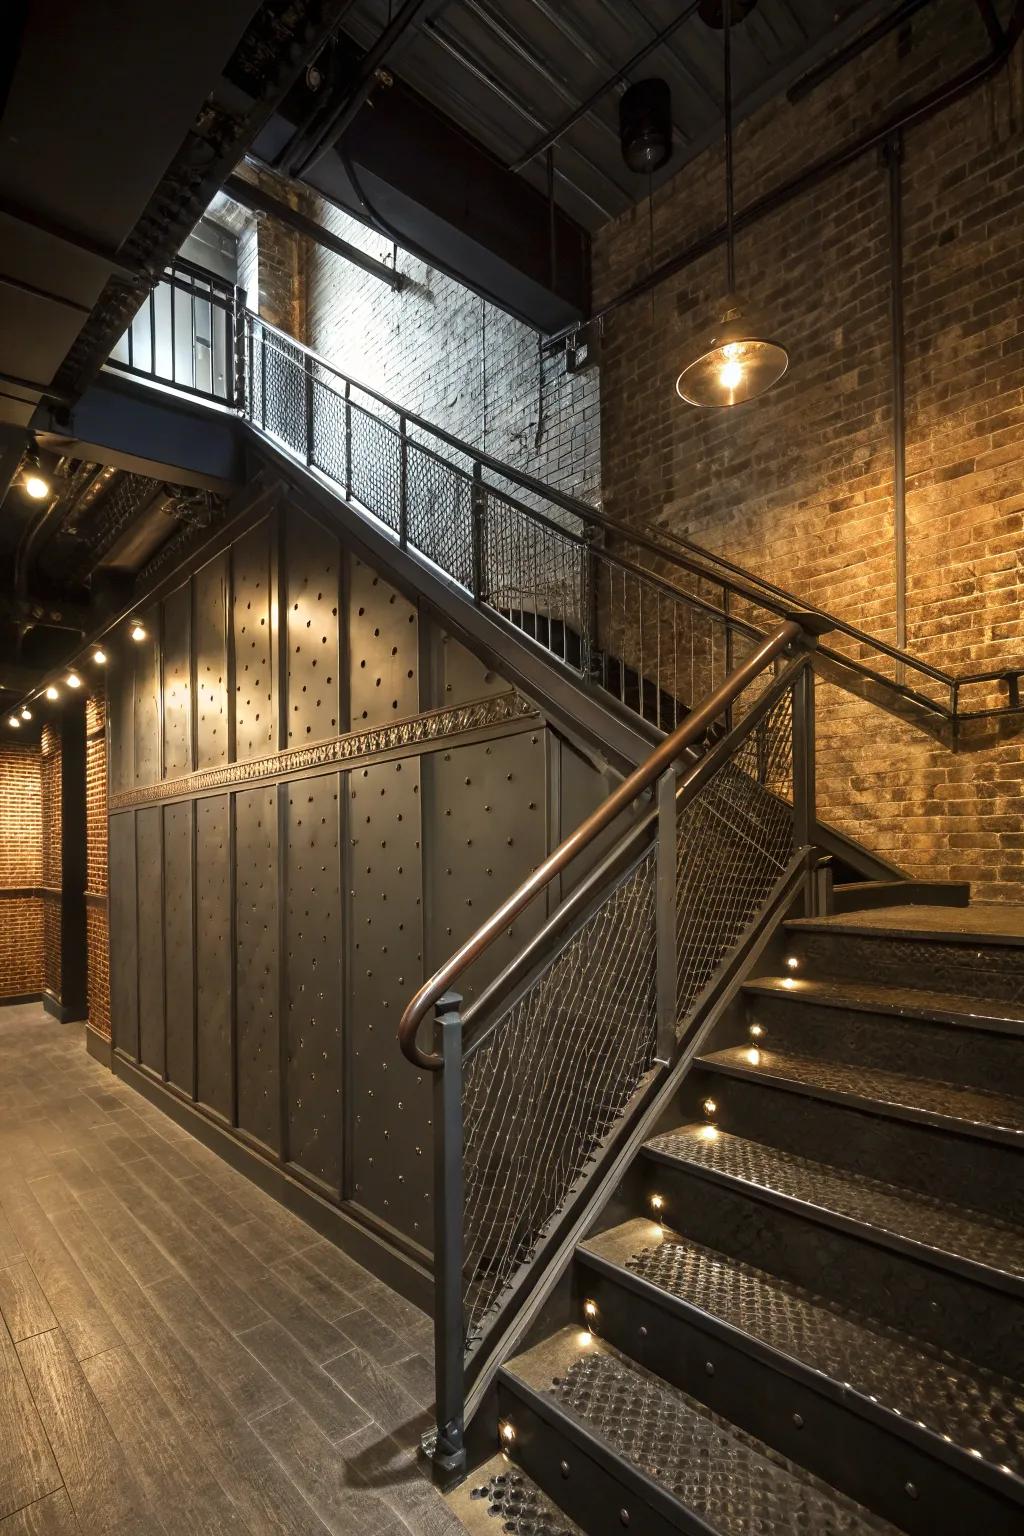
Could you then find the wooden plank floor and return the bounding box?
[0,1004,460,1536]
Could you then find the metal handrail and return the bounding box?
[246,314,1022,718]
[398,618,803,1070]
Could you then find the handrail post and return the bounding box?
[723,587,735,732]
[304,355,314,467]
[344,381,352,500]
[580,524,599,680]
[399,414,409,550]
[655,768,678,1064]
[471,464,485,607]
[231,286,247,410]
[792,661,817,909]
[430,990,466,1483]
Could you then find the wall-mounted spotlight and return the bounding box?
[22,441,50,501]
[20,706,32,721]
[7,715,21,728]
[92,648,107,665]
[66,672,82,689]
[45,686,59,701]
[129,622,147,642]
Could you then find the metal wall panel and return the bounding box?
[163,800,194,1095]
[193,549,230,769]
[284,773,342,1191]
[108,640,134,795]
[136,805,165,1073]
[347,756,429,1243]
[235,785,280,1151]
[162,581,192,779]
[133,603,161,787]
[437,630,504,707]
[423,731,548,1004]
[348,555,419,728]
[195,793,232,1119]
[232,519,276,761]
[108,810,138,1057]
[285,510,342,747]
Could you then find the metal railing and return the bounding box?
[242,312,1022,729]
[108,257,243,406]
[398,620,810,1475]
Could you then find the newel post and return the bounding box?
[430,990,466,1482]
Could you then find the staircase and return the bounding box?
[469,896,1023,1536]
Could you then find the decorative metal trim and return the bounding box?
[109,690,539,809]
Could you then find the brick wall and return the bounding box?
[0,741,43,999]
[235,166,601,508]
[593,2,1024,899]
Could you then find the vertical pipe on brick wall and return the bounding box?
[884,131,908,668]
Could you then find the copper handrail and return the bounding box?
[398,618,804,1070]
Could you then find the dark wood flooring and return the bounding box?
[0,1004,459,1536]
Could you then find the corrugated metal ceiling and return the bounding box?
[340,0,912,230]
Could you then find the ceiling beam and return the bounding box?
[225,172,404,289]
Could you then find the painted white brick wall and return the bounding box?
[303,197,601,509]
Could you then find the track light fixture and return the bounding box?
[92,648,107,665]
[8,715,20,728]
[66,672,82,689]
[21,439,50,500]
[676,3,788,408]
[20,707,31,721]
[130,621,147,642]
[45,686,59,701]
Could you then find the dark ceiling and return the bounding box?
[336,0,914,231]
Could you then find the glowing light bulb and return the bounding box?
[702,1097,717,1120]
[66,673,81,689]
[719,358,744,391]
[24,474,49,500]
[45,685,59,701]
[8,715,20,728]
[749,1023,764,1041]
[93,648,107,665]
[785,956,799,970]
[130,622,147,642]
[499,1419,516,1446]
[20,707,31,721]
[650,1194,665,1216]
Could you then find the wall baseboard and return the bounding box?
[85,1022,113,1068]
[110,1051,433,1314]
[42,991,83,1024]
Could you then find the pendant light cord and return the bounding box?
[723,1,736,295]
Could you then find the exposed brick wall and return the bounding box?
[86,687,110,1038]
[593,2,1024,899]
[0,741,43,999]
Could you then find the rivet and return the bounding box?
[704,1361,714,1376]
[792,1412,803,1429]
[619,1510,630,1527]
[905,1483,918,1500]
[559,1459,570,1479]
[638,1326,648,1339]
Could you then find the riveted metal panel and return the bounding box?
[133,604,160,787]
[348,555,418,729]
[195,793,232,1118]
[437,630,505,707]
[284,773,342,1191]
[558,735,629,896]
[162,580,192,779]
[108,810,138,1057]
[108,639,134,795]
[135,805,164,1073]
[235,784,279,1151]
[163,800,194,1095]
[423,730,547,1004]
[193,549,229,769]
[232,518,275,762]
[285,509,342,748]
[347,756,428,1242]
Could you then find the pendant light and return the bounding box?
[676,2,788,408]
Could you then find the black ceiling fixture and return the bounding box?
[619,79,673,174]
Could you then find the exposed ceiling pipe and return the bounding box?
[290,0,438,179]
[545,0,1024,350]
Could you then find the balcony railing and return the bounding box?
[107,256,242,407]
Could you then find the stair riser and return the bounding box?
[495,1374,705,1536]
[786,929,1024,1005]
[829,882,970,913]
[745,995,1023,1098]
[634,1157,1021,1377]
[689,1068,1024,1224]
[573,1259,1022,1536]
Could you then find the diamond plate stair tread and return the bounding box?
[581,1220,1023,1480]
[450,1456,584,1536]
[744,975,1024,1034]
[507,1329,898,1534]
[644,1123,1024,1284]
[698,1045,1024,1140]
[785,903,1024,945]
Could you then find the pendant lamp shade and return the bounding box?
[676,302,788,407]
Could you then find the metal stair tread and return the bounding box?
[451,1456,585,1536]
[743,974,1024,1035]
[576,1220,1024,1484]
[642,1122,1024,1287]
[503,1327,899,1535]
[697,1044,1024,1141]
[785,902,1024,946]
